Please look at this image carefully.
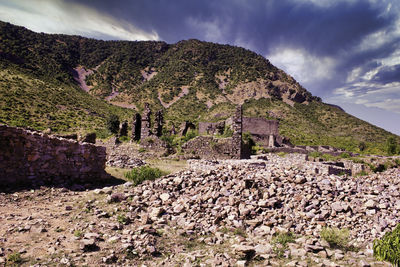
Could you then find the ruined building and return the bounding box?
[199,116,283,148]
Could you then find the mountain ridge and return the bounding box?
[0,20,398,154]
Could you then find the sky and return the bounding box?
[1,0,399,135]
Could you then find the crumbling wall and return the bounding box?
[198,121,225,135]
[0,125,110,189]
[182,136,236,160]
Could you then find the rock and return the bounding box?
[233,244,255,259]
[255,244,272,255]
[102,253,117,263]
[150,207,165,218]
[359,260,371,267]
[364,199,376,209]
[331,202,344,212]
[236,260,247,267]
[334,252,344,260]
[108,193,127,203]
[160,193,170,202]
[80,238,99,252]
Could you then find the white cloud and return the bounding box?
[330,81,400,114]
[267,47,336,84]
[0,0,159,41]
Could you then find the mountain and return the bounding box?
[0,21,398,154]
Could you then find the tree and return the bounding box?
[107,114,120,134]
[386,137,397,156]
[358,141,366,152]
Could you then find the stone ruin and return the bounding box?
[199,115,285,148]
[140,103,152,139]
[182,106,250,160]
[0,124,110,190]
[198,121,225,136]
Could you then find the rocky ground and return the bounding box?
[0,153,398,266]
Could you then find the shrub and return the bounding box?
[124,166,165,186]
[320,227,350,250]
[271,231,295,258]
[386,137,398,156]
[277,152,287,157]
[107,114,120,134]
[74,229,83,238]
[373,223,400,266]
[183,129,198,143]
[117,214,129,225]
[340,152,351,159]
[7,252,23,264]
[309,151,322,158]
[358,141,366,152]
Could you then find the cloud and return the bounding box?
[0,0,159,41]
[267,47,337,84]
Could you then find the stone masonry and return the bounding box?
[154,110,164,137]
[141,103,152,139]
[232,106,243,159]
[0,125,110,189]
[132,113,142,141]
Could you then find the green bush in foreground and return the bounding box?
[320,227,350,250]
[124,166,165,186]
[373,223,400,266]
[271,231,295,258]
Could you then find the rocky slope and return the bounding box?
[1,154,398,266]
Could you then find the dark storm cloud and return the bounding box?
[373,64,400,83]
[66,0,394,57]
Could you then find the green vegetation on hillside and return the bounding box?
[0,20,398,154]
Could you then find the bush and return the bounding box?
[124,166,165,186]
[183,129,198,143]
[340,152,351,159]
[373,223,400,266]
[358,141,366,152]
[7,252,23,264]
[386,137,398,155]
[271,231,295,258]
[320,227,350,250]
[107,114,120,134]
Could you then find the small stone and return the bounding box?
[236,260,247,267]
[359,260,371,267]
[80,238,98,252]
[364,200,376,209]
[160,193,170,202]
[60,257,69,265]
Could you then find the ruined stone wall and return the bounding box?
[242,118,279,136]
[198,121,225,135]
[182,136,250,160]
[182,136,236,160]
[0,125,109,189]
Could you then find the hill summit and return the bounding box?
[0,20,397,154]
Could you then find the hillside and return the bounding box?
[0,21,398,153]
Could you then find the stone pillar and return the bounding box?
[119,120,128,137]
[132,113,141,141]
[268,134,275,147]
[232,105,243,159]
[141,103,152,139]
[154,110,164,137]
